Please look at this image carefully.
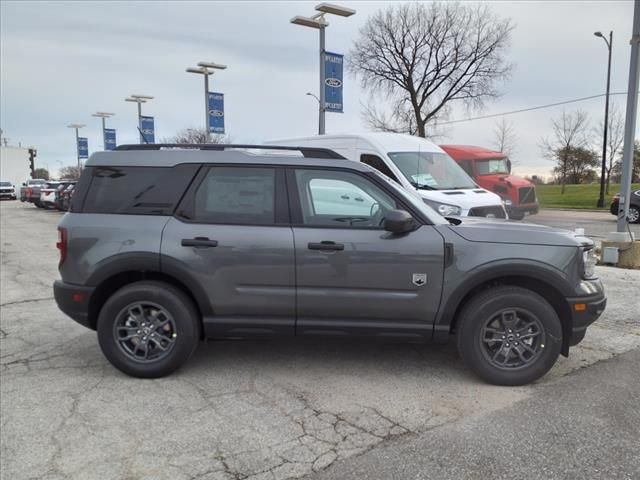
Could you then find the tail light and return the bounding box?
[56,227,67,266]
[27,188,32,196]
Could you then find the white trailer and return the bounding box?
[0,146,33,191]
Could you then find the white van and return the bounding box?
[267,132,507,218]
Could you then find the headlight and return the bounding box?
[502,198,513,206]
[423,199,462,216]
[582,248,597,279]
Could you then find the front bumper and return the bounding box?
[53,280,96,330]
[507,203,539,217]
[566,284,607,347]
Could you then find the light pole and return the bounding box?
[306,92,321,134]
[125,94,153,143]
[291,3,355,135]
[594,30,613,208]
[66,124,85,169]
[186,61,227,143]
[92,112,115,150]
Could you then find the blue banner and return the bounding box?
[140,116,155,144]
[77,137,89,159]
[324,52,344,113]
[208,92,225,134]
[104,128,117,151]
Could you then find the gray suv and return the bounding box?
[53,144,606,385]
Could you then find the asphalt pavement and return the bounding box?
[311,349,640,480]
[1,201,639,480]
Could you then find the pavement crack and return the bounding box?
[0,296,54,307]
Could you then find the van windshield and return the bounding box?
[387,151,476,190]
[476,158,510,175]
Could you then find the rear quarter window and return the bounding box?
[76,164,199,215]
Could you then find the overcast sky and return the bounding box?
[1,0,637,178]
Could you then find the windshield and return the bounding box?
[369,169,449,225]
[0,182,11,186]
[476,158,510,175]
[387,151,476,190]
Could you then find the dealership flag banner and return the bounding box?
[77,137,89,159]
[324,52,344,113]
[104,128,117,151]
[140,116,155,144]
[208,92,225,134]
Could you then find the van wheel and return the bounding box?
[456,286,562,386]
[97,281,200,378]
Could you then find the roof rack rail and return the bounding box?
[114,143,345,159]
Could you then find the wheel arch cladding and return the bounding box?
[87,271,205,335]
[444,274,573,357]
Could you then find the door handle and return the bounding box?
[308,241,344,251]
[181,237,219,248]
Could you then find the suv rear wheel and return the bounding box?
[456,286,562,386]
[97,281,200,378]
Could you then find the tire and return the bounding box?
[456,286,562,386]
[628,206,640,224]
[509,212,525,221]
[97,281,200,378]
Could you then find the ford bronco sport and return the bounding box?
[53,144,606,385]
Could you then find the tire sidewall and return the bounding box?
[97,281,199,378]
[629,206,640,224]
[458,288,562,386]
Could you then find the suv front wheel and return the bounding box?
[456,286,562,386]
[97,281,200,378]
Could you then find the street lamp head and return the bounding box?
[197,61,227,70]
[130,94,154,100]
[290,15,327,29]
[315,3,355,17]
[92,112,115,118]
[594,31,603,37]
[66,124,85,129]
[186,67,209,75]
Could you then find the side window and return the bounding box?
[80,164,199,215]
[192,166,275,225]
[458,160,474,177]
[360,154,400,183]
[295,169,398,228]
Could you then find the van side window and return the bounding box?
[360,154,400,183]
[458,160,474,177]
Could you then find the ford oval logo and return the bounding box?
[325,78,342,88]
[209,110,224,117]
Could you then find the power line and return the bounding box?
[439,91,629,125]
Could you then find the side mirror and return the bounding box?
[507,159,512,173]
[384,209,417,234]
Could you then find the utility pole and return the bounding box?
[66,124,85,169]
[125,94,154,144]
[614,0,640,236]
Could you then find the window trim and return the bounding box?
[175,164,289,226]
[286,166,430,229]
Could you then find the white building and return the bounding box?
[0,145,33,189]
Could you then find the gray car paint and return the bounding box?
[58,148,604,344]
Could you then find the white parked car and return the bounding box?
[39,182,61,208]
[0,181,17,200]
[267,133,507,219]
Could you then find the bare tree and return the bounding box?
[593,102,625,194]
[540,110,590,194]
[58,166,82,180]
[162,127,229,144]
[492,117,518,158]
[349,2,514,137]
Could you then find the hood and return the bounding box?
[444,217,592,248]
[416,188,503,210]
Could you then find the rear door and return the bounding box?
[161,165,296,337]
[289,167,445,339]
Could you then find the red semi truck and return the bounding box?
[440,145,539,220]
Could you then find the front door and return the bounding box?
[289,168,445,339]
